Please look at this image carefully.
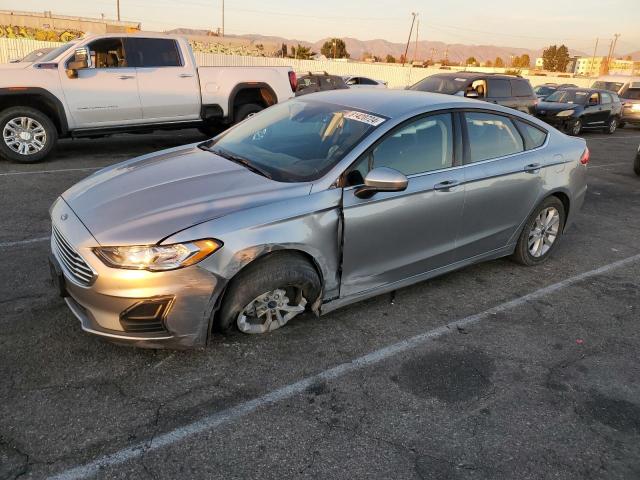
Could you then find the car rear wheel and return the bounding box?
[511,196,566,266]
[604,117,618,134]
[0,107,57,163]
[215,252,321,334]
[568,119,582,136]
[234,103,264,124]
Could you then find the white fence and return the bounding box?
[1,37,593,89]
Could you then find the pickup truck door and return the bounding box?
[126,38,201,122]
[60,37,142,127]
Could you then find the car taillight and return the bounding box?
[288,71,297,92]
[580,147,590,165]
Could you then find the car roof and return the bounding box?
[561,87,616,94]
[300,89,482,117]
[430,71,522,80]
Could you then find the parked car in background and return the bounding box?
[49,89,588,348]
[343,76,388,88]
[409,72,537,114]
[295,71,348,96]
[0,33,296,163]
[591,75,640,95]
[9,47,56,63]
[534,88,622,135]
[618,81,640,128]
[533,83,578,100]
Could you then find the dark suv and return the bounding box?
[295,71,348,97]
[409,72,537,114]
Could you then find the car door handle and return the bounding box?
[524,163,541,173]
[433,180,460,191]
[179,73,194,78]
[119,75,135,80]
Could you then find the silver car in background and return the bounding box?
[49,90,589,348]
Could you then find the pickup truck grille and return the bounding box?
[52,226,96,286]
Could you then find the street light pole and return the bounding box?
[402,12,417,66]
[116,0,120,21]
[221,0,225,37]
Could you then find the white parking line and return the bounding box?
[47,252,640,480]
[0,167,101,177]
[589,162,632,169]
[0,236,50,248]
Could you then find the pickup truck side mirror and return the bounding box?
[66,47,91,79]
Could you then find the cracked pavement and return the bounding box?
[1,128,640,479]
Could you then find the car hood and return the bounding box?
[0,62,32,70]
[62,144,312,246]
[536,101,581,113]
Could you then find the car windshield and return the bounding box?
[591,81,624,92]
[544,90,589,105]
[622,88,640,100]
[409,75,468,94]
[36,42,78,63]
[534,86,556,96]
[21,48,54,62]
[201,99,383,182]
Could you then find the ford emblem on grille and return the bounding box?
[60,213,68,221]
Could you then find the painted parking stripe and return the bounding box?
[0,236,50,248]
[0,167,101,177]
[47,252,640,480]
[588,162,633,169]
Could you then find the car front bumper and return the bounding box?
[534,114,579,131]
[50,198,220,349]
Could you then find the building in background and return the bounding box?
[575,56,640,77]
[0,10,140,35]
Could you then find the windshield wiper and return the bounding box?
[201,146,272,179]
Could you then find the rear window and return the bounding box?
[622,88,640,100]
[515,120,547,150]
[487,79,511,98]
[126,38,182,67]
[512,79,533,97]
[591,81,624,93]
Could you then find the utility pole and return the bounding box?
[412,18,420,64]
[221,0,225,37]
[605,37,615,74]
[402,12,417,66]
[610,33,621,65]
[116,0,120,21]
[590,38,598,77]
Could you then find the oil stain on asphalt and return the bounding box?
[393,350,495,403]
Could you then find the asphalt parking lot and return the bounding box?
[1,127,640,480]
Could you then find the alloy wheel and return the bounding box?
[528,207,560,258]
[3,116,47,156]
[571,120,582,136]
[237,288,307,334]
[609,118,617,133]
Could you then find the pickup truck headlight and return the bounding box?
[94,239,221,271]
[631,104,640,112]
[556,109,576,117]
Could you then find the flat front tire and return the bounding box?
[215,252,321,334]
[0,107,57,163]
[511,196,566,266]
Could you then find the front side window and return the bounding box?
[487,79,511,98]
[87,38,127,68]
[465,112,523,163]
[126,38,181,67]
[348,113,454,184]
[601,92,612,104]
[587,93,600,106]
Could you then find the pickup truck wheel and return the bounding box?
[234,103,263,124]
[0,107,57,163]
[214,252,321,334]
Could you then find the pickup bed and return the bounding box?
[0,33,297,163]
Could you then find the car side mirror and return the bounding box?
[66,47,90,78]
[355,167,408,198]
[465,91,480,99]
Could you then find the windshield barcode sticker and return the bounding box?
[343,111,386,126]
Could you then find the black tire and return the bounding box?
[634,154,640,176]
[619,121,626,129]
[198,122,225,138]
[511,196,566,266]
[214,252,321,333]
[233,103,264,124]
[604,116,618,134]
[0,107,57,163]
[567,119,582,136]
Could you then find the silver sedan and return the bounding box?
[49,90,589,348]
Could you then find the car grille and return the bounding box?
[52,226,96,286]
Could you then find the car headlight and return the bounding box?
[93,239,222,271]
[631,104,640,112]
[556,109,576,117]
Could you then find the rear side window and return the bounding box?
[601,92,612,104]
[464,112,524,163]
[126,38,182,67]
[515,120,547,150]
[511,79,533,97]
[487,79,511,98]
[360,77,378,85]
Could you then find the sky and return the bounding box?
[1,0,639,54]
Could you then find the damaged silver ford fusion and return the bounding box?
[49,89,588,348]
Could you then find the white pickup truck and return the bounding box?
[0,33,297,163]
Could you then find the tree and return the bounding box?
[399,54,407,64]
[386,54,396,63]
[465,56,478,66]
[556,45,570,72]
[291,44,314,60]
[484,59,493,67]
[494,57,505,68]
[519,54,531,68]
[542,44,570,72]
[281,43,288,58]
[320,38,349,59]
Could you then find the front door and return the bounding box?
[582,92,607,127]
[340,112,465,297]
[60,37,142,127]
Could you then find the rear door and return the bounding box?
[456,110,547,260]
[510,79,536,113]
[126,37,201,122]
[486,78,514,109]
[599,92,614,120]
[340,112,465,296]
